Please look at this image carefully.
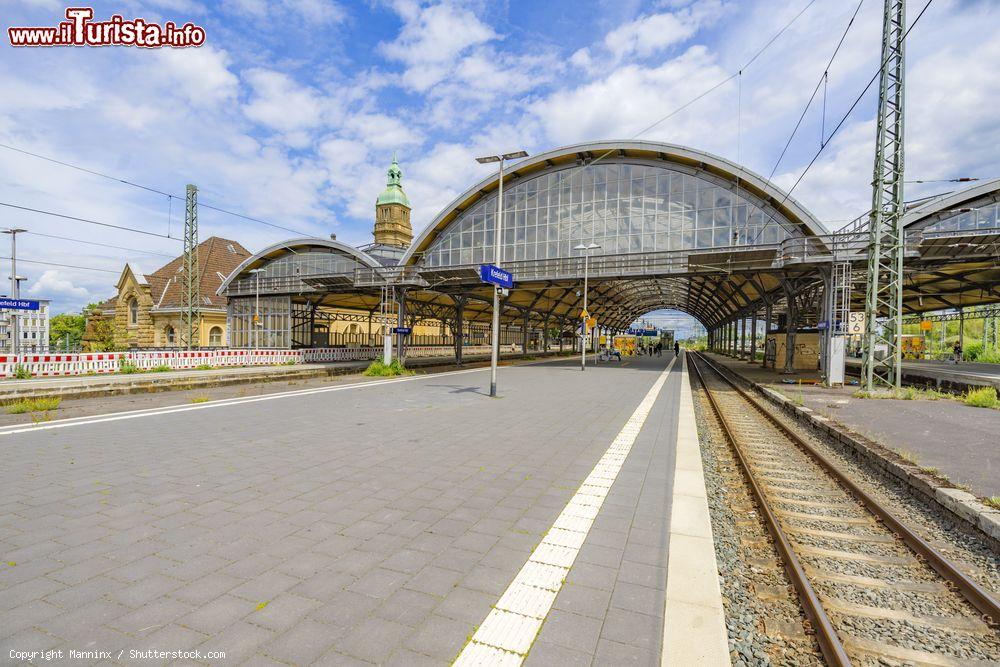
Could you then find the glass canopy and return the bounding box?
[419,162,801,268]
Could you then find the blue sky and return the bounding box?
[1,0,998,319]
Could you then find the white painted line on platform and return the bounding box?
[454,357,676,666]
[0,365,493,437]
[661,353,730,666]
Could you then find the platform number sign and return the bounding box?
[846,311,865,335]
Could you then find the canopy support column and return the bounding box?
[783,281,797,375]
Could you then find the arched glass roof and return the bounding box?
[403,141,826,267]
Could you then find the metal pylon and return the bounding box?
[862,0,906,391]
[182,184,200,350]
[983,309,999,350]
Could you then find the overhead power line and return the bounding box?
[755,0,935,238]
[0,142,313,237]
[0,256,118,274]
[767,0,865,182]
[0,201,180,241]
[24,230,175,258]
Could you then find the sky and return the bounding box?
[1,0,998,320]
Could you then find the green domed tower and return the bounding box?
[374,153,413,247]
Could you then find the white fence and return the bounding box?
[0,344,519,379]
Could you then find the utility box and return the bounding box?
[765,332,820,371]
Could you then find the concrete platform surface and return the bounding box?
[0,352,709,666]
[845,356,1000,391]
[708,353,1000,498]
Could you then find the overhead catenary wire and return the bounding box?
[0,142,313,237]
[748,0,935,243]
[767,0,865,182]
[0,256,119,274]
[23,230,175,258]
[0,201,180,241]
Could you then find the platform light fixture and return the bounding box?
[476,149,528,397]
[574,242,601,371]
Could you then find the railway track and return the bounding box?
[689,352,1000,667]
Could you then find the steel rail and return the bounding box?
[692,351,1000,628]
[688,352,852,666]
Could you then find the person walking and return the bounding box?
[953,340,963,364]
[655,342,662,357]
[674,341,680,356]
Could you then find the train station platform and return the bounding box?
[705,352,1000,500]
[0,350,562,403]
[0,352,727,665]
[845,356,1000,392]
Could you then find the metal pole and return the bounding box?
[581,253,589,371]
[489,158,505,397]
[254,270,260,349]
[11,232,17,361]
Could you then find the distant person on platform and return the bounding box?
[953,341,963,364]
[674,341,680,356]
[655,342,662,356]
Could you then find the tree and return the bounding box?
[50,312,86,350]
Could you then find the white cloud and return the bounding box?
[27,270,91,301]
[243,69,326,133]
[380,2,497,92]
[604,12,699,61]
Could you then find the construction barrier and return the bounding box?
[0,344,521,379]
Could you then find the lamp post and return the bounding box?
[574,242,600,371]
[476,149,528,397]
[3,229,26,361]
[249,268,264,349]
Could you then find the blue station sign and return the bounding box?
[479,264,514,289]
[0,298,40,311]
[391,327,412,335]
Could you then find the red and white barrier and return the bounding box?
[0,344,521,379]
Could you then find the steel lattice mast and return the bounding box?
[182,184,200,350]
[862,0,906,391]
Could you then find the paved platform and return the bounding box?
[708,352,1000,498]
[845,356,1000,391]
[0,350,559,402]
[0,352,723,665]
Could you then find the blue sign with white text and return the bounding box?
[479,264,514,289]
[391,327,412,335]
[0,298,39,311]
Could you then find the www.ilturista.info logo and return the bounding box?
[8,7,206,48]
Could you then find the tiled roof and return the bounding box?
[148,236,251,309]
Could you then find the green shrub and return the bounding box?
[964,386,998,409]
[965,341,984,361]
[12,364,31,380]
[977,348,1000,364]
[118,358,141,374]
[194,364,213,371]
[7,397,61,414]
[151,365,172,372]
[363,359,413,377]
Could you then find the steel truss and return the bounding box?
[862,0,907,390]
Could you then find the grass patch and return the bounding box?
[12,364,32,380]
[894,449,919,465]
[151,365,172,372]
[282,359,297,365]
[194,364,213,371]
[7,397,61,414]
[854,386,947,401]
[363,359,413,377]
[118,359,142,374]
[189,395,210,404]
[984,497,1000,510]
[964,386,999,409]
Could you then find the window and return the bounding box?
[209,326,223,346]
[165,325,175,345]
[128,298,138,326]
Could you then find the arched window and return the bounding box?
[128,298,138,326]
[165,325,175,345]
[347,323,359,334]
[209,326,223,346]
